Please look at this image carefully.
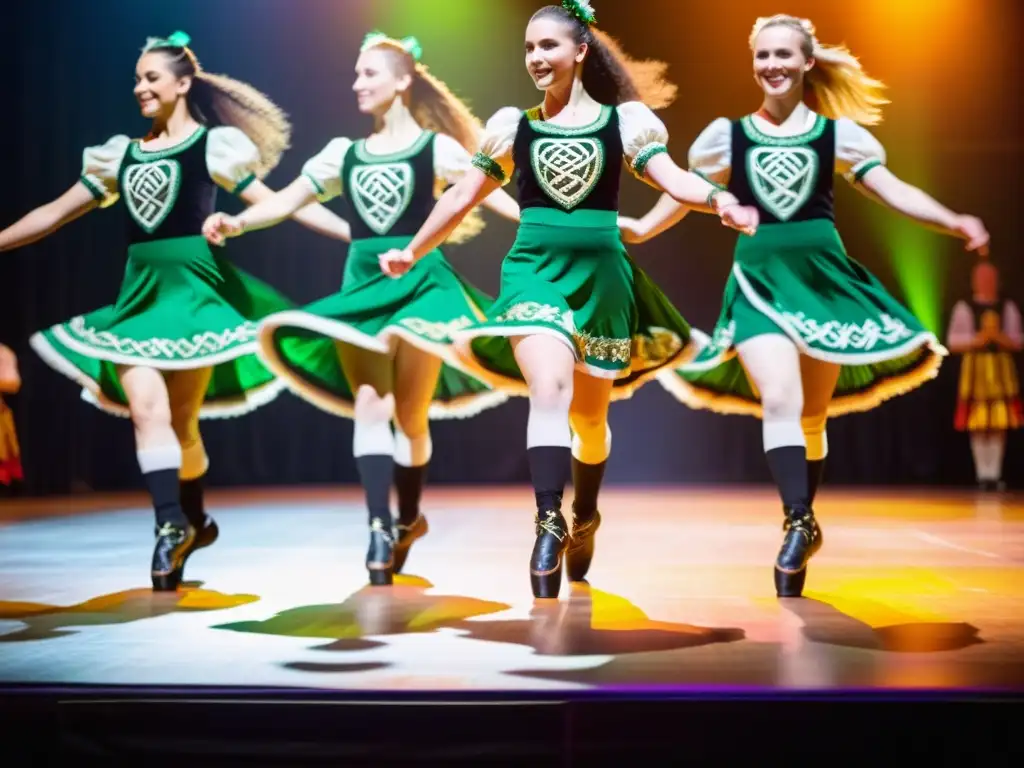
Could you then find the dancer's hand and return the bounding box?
[617,216,644,244]
[719,204,759,236]
[202,212,245,246]
[953,215,989,256]
[379,248,415,278]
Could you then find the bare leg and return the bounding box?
[736,334,822,597]
[391,340,444,571]
[336,342,397,585]
[799,356,841,505]
[166,368,218,561]
[566,371,613,582]
[119,365,192,590]
[512,333,576,598]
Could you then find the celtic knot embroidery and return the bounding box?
[747,146,818,221]
[67,315,257,360]
[781,311,914,351]
[350,162,414,235]
[530,137,604,210]
[399,316,474,342]
[123,160,182,233]
[494,302,576,334]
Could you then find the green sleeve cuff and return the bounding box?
[233,172,257,195]
[632,143,667,177]
[471,152,506,184]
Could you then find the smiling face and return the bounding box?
[134,51,192,120]
[752,24,814,100]
[524,15,587,91]
[352,47,412,116]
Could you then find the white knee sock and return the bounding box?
[527,403,571,448]
[137,444,182,474]
[764,419,806,452]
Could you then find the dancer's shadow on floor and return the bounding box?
[781,597,983,652]
[0,587,260,642]
[451,582,745,657]
[213,575,513,673]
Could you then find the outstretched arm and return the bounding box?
[239,180,351,241]
[857,166,989,254]
[619,193,691,244]
[381,169,501,277]
[644,154,757,235]
[434,132,519,223]
[0,182,98,253]
[479,187,520,223]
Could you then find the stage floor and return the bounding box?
[1,486,1022,694]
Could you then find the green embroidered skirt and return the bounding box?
[451,208,697,398]
[658,219,946,416]
[256,235,507,419]
[30,235,291,418]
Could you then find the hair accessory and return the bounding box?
[361,31,423,62]
[561,0,597,26]
[142,30,191,52]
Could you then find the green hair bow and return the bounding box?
[561,0,597,26]
[360,31,423,62]
[143,30,192,52]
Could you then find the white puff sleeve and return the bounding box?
[80,134,131,207]
[617,101,669,180]
[299,137,352,203]
[945,300,976,350]
[687,117,732,187]
[836,118,887,184]
[470,107,521,186]
[433,133,474,188]
[206,126,261,194]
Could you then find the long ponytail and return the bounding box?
[144,33,291,177]
[369,38,487,243]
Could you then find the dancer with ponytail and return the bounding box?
[203,33,519,585]
[0,31,350,589]
[379,1,759,598]
[620,15,990,596]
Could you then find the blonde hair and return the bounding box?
[370,41,486,244]
[749,15,888,126]
[147,43,291,178]
[532,5,677,109]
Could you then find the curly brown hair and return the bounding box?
[530,5,677,109]
[145,43,292,178]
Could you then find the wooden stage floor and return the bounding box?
[1,485,1022,694]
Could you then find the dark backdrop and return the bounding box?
[2,0,1021,495]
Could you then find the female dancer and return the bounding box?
[0,31,350,589]
[946,257,1021,491]
[379,1,759,598]
[202,32,519,584]
[0,343,23,495]
[620,14,990,596]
